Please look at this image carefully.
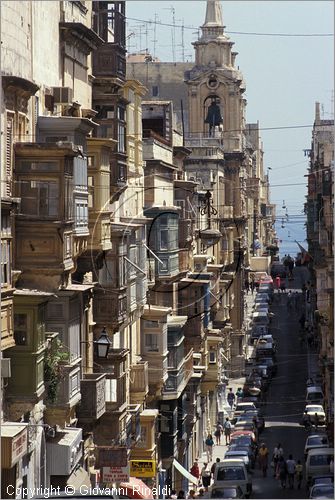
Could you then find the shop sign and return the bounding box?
[102,466,129,483]
[129,460,156,478]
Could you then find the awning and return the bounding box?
[172,459,198,485]
[67,466,91,490]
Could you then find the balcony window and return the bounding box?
[14,313,28,346]
[209,351,217,364]
[160,229,169,250]
[20,180,59,217]
[1,240,11,286]
[144,333,159,352]
[118,123,126,153]
[105,378,117,402]
[74,202,88,229]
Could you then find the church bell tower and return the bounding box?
[185,0,246,152]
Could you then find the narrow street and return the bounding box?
[251,266,312,499]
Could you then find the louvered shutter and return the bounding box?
[6,118,13,197]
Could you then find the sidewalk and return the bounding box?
[197,291,257,472]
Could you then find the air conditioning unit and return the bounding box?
[1,358,11,378]
[52,87,73,104]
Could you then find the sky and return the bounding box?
[126,1,334,255]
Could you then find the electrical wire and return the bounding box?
[126,16,333,37]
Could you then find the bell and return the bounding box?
[205,101,223,126]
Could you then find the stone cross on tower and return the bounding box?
[202,0,225,39]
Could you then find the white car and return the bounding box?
[233,403,256,423]
[303,405,326,425]
[309,484,334,499]
[304,434,329,458]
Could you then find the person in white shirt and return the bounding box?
[286,454,296,489]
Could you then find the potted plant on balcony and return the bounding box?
[44,339,70,403]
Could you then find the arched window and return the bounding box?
[203,94,223,136]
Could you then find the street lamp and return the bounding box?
[199,190,222,247]
[95,327,112,359]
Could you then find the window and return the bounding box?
[1,240,11,286]
[209,351,216,364]
[105,378,117,402]
[20,180,59,217]
[14,313,28,346]
[144,333,159,352]
[160,229,169,250]
[75,202,88,228]
[152,86,159,97]
[118,123,126,153]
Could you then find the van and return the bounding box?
[306,386,324,404]
[213,459,252,498]
[306,448,334,486]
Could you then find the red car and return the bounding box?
[230,430,257,443]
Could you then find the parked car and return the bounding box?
[250,325,269,343]
[309,484,334,499]
[210,486,245,498]
[224,450,251,471]
[257,356,277,376]
[233,402,257,423]
[309,475,334,488]
[228,443,256,468]
[230,430,257,444]
[251,311,270,328]
[304,434,329,460]
[302,405,326,426]
[233,420,258,437]
[306,448,334,486]
[242,409,265,432]
[306,386,324,405]
[212,459,252,498]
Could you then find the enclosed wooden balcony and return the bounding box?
[77,373,106,422]
[129,361,149,404]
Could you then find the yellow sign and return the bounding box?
[129,460,156,478]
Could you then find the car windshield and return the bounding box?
[217,467,246,481]
[312,485,334,498]
[236,404,254,412]
[308,436,328,446]
[231,437,252,447]
[310,454,334,466]
[307,406,323,413]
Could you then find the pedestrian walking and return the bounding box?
[250,275,255,294]
[205,434,214,462]
[286,454,296,489]
[245,279,250,294]
[295,460,303,489]
[275,275,281,291]
[276,456,287,488]
[272,444,284,476]
[223,417,232,445]
[214,422,223,445]
[258,443,269,477]
[211,458,220,479]
[201,463,211,491]
[236,387,244,401]
[227,388,235,410]
[190,461,200,486]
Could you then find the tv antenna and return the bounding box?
[164,5,176,62]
